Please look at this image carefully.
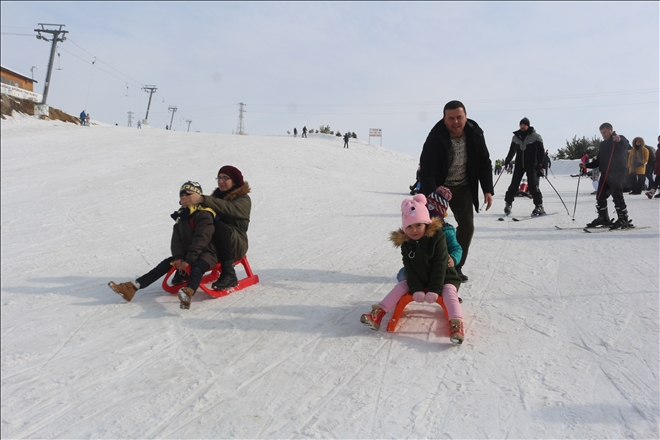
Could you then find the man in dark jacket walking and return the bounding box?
[503,118,546,216]
[583,123,632,229]
[418,100,494,281]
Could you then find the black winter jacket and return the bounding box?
[170,206,218,268]
[505,127,544,170]
[586,134,630,181]
[390,218,462,294]
[419,119,494,211]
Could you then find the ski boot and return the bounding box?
[449,318,465,345]
[646,188,657,199]
[108,281,138,302]
[212,260,239,291]
[586,207,612,228]
[504,203,512,216]
[178,287,195,309]
[531,204,545,216]
[610,208,632,230]
[360,305,386,331]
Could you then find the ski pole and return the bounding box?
[572,174,580,221]
[544,175,570,215]
[549,167,555,178]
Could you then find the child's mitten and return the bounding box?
[412,291,425,302]
[425,292,439,303]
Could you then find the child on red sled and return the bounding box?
[360,190,465,344]
[108,181,217,310]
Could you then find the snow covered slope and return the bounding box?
[1,117,658,438]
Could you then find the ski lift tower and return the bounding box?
[34,23,68,115]
[236,102,246,135]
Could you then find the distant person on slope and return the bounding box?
[627,137,649,195]
[502,117,546,217]
[302,126,307,138]
[293,128,297,137]
[582,123,632,229]
[108,181,218,309]
[181,165,251,291]
[645,136,660,199]
[360,194,465,344]
[343,132,350,148]
[79,110,86,126]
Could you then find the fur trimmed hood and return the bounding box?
[389,217,443,247]
[212,182,251,201]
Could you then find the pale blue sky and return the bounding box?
[2,1,658,161]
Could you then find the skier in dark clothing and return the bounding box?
[293,128,297,137]
[503,118,546,217]
[418,100,493,282]
[582,123,632,229]
[80,110,86,126]
[302,126,307,138]
[343,133,349,148]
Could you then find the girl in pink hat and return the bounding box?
[360,193,465,344]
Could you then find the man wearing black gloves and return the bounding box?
[418,100,493,282]
[503,117,546,217]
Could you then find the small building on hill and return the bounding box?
[1,65,42,102]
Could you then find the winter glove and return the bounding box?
[425,292,439,304]
[504,160,510,167]
[412,291,426,303]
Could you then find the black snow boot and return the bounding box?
[610,208,632,230]
[504,203,512,216]
[586,207,611,228]
[212,260,239,290]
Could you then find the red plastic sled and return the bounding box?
[386,293,449,333]
[161,256,259,298]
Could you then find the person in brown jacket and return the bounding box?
[181,165,251,291]
[108,181,217,309]
[628,137,650,195]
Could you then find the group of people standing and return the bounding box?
[79,110,90,126]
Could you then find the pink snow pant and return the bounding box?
[378,280,463,319]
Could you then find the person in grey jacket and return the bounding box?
[503,117,546,217]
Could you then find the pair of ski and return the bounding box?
[498,212,557,222]
[554,225,649,233]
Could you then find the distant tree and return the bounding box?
[554,135,601,160]
[336,132,342,137]
[351,132,357,139]
[319,125,332,134]
[315,129,319,134]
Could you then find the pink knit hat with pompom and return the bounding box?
[401,194,431,230]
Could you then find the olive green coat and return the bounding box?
[390,217,462,294]
[201,182,251,260]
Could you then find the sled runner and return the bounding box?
[386,292,449,333]
[161,256,259,298]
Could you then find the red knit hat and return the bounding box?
[217,165,244,187]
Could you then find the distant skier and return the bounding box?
[582,123,632,229]
[360,193,464,344]
[343,132,349,148]
[85,113,90,126]
[137,120,142,129]
[302,126,307,138]
[108,181,218,310]
[79,110,86,126]
[503,117,545,217]
[293,128,297,137]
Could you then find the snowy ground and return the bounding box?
[1,116,658,439]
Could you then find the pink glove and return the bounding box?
[425,292,439,304]
[412,291,425,303]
